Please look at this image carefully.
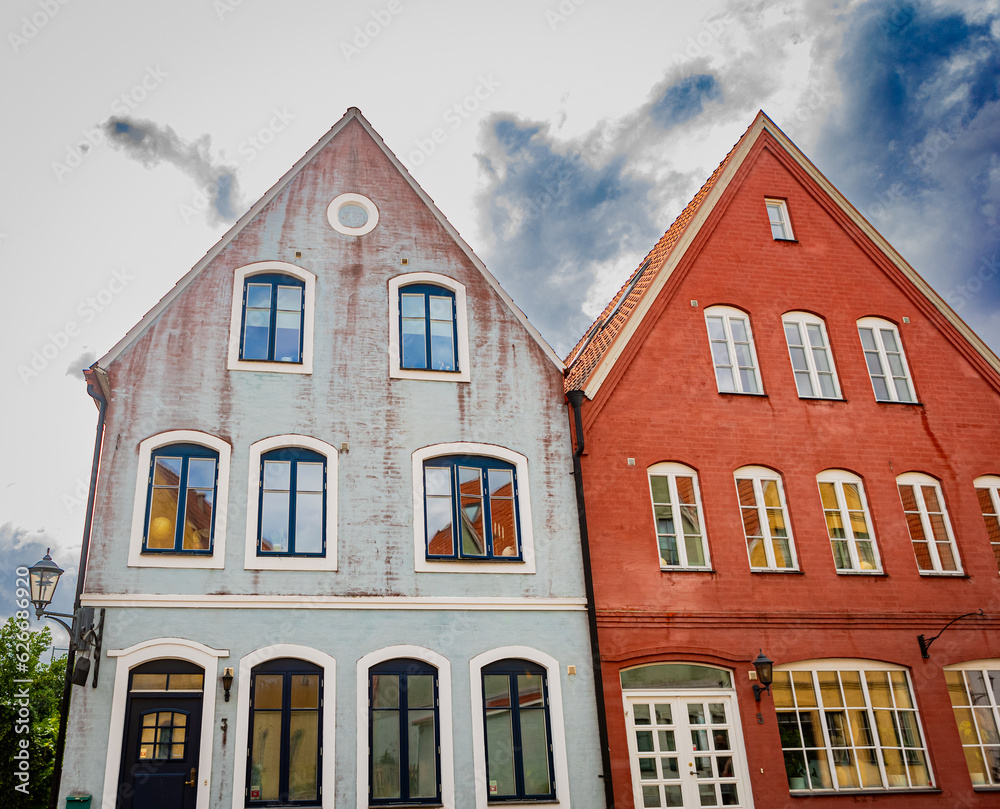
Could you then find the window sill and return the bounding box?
[791,787,941,796]
[835,570,886,576]
[390,367,471,383]
[229,358,312,374]
[973,785,1000,791]
[750,568,803,574]
[873,398,924,407]
[717,391,768,398]
[660,567,716,573]
[917,571,967,578]
[798,396,845,403]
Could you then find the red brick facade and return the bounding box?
[569,117,1000,807]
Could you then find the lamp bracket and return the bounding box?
[752,683,771,702]
[918,609,984,659]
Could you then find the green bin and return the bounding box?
[66,797,91,808]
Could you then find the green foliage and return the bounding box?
[1,616,67,809]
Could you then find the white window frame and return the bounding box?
[782,312,841,399]
[734,465,798,572]
[943,660,1000,787]
[774,659,933,793]
[896,472,963,575]
[704,306,763,395]
[973,475,1000,574]
[227,261,316,374]
[244,435,339,571]
[765,198,794,240]
[412,443,535,573]
[102,638,229,809]
[469,646,571,809]
[817,470,882,574]
[857,317,916,403]
[128,430,231,569]
[647,462,711,571]
[231,644,336,809]
[389,273,470,383]
[356,645,454,809]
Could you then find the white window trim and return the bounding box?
[782,311,842,399]
[734,465,798,572]
[469,646,572,809]
[356,645,454,809]
[128,430,231,569]
[327,192,379,236]
[231,644,336,809]
[974,475,1000,575]
[244,435,339,571]
[816,469,883,574]
[412,443,535,573]
[857,317,916,403]
[704,305,763,395]
[103,638,229,809]
[897,472,963,575]
[647,461,711,570]
[227,261,316,374]
[765,198,794,240]
[774,659,934,792]
[389,272,471,383]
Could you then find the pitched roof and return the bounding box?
[94,107,562,391]
[564,111,1000,397]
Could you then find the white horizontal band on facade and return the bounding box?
[81,593,589,611]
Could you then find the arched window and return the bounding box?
[389,273,470,382]
[247,658,323,805]
[257,447,327,557]
[734,466,797,571]
[944,661,1000,786]
[782,312,841,399]
[704,306,762,394]
[482,659,555,801]
[974,475,1000,573]
[857,317,916,403]
[368,659,440,805]
[143,444,218,554]
[817,470,881,573]
[896,472,962,574]
[647,462,710,570]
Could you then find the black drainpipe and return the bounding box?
[567,389,615,808]
[49,373,107,809]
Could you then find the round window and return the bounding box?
[327,193,379,236]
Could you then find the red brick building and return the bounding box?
[565,112,1000,808]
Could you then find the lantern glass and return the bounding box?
[753,651,774,687]
[28,551,64,613]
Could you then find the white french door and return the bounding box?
[624,694,752,808]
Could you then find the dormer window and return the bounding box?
[765,199,794,240]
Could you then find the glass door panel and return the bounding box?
[626,695,748,808]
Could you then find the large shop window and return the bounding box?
[647,462,711,570]
[482,660,556,802]
[369,659,441,805]
[246,659,322,806]
[772,663,931,792]
[945,663,1000,787]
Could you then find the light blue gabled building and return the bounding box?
[59,108,607,809]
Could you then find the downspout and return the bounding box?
[567,389,615,808]
[49,367,108,809]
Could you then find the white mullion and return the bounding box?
[854,483,882,572]
[668,474,688,568]
[911,485,942,571]
[812,671,842,791]
[755,477,776,569]
[857,673,890,789]
[835,482,860,571]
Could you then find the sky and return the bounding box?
[2,0,998,641]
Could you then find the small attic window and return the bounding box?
[328,193,379,236]
[765,199,794,241]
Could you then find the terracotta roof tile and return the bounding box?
[564,120,753,392]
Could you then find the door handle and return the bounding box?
[185,767,196,787]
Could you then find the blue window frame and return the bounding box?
[240,274,305,363]
[399,284,458,371]
[483,660,556,802]
[369,659,441,805]
[143,444,218,554]
[247,658,322,806]
[423,456,521,561]
[257,448,326,556]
